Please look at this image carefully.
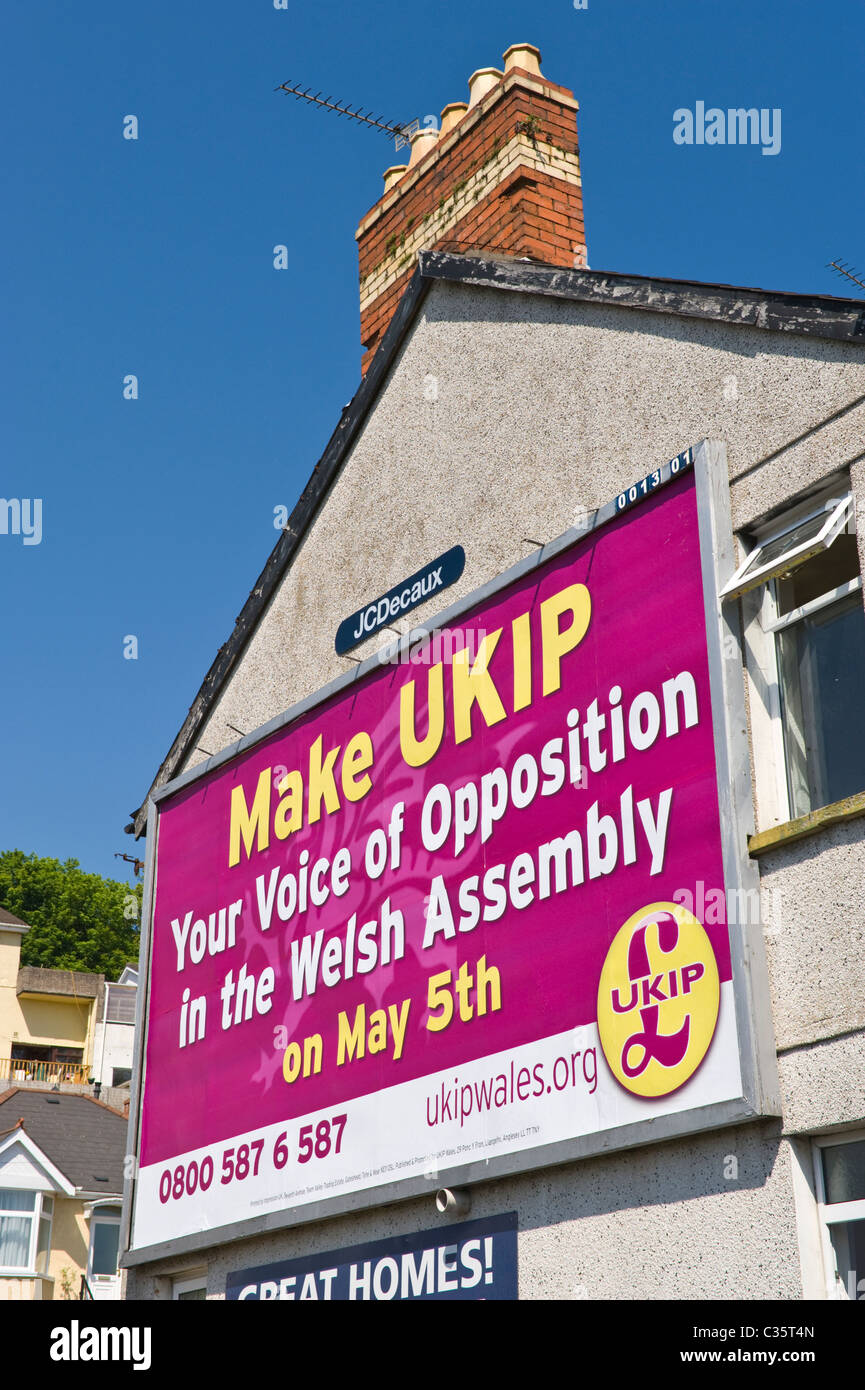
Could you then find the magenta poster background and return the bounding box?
[140,471,728,1169]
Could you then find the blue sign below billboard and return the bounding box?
[226,1212,518,1301]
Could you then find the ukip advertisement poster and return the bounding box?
[130,456,761,1249]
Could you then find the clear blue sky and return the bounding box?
[1,0,862,889]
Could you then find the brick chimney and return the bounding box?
[356,44,587,373]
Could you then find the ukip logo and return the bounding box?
[597,902,720,1098]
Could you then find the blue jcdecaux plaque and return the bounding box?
[226,1212,518,1301]
[335,545,465,655]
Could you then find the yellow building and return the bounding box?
[0,908,101,1087]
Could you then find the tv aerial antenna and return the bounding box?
[827,259,865,294]
[115,851,145,878]
[274,80,420,151]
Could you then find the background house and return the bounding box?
[91,967,138,1094]
[0,1088,125,1300]
[0,907,136,1105]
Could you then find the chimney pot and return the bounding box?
[382,164,408,191]
[408,126,440,168]
[502,43,542,77]
[467,68,503,108]
[440,102,468,137]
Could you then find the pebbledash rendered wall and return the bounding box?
[124,269,865,1300]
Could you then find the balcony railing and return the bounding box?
[0,1056,90,1086]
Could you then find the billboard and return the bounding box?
[126,440,778,1259]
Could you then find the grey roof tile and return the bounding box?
[0,1088,125,1193]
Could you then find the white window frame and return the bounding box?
[812,1130,865,1300]
[720,492,854,601]
[86,1206,122,1284]
[35,1193,53,1274]
[736,482,861,829]
[0,1188,54,1276]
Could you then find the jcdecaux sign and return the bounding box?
[334,545,465,655]
[128,441,777,1256]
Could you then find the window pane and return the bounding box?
[11,1044,50,1061]
[106,989,137,1023]
[91,1220,120,1276]
[778,594,865,817]
[776,533,860,616]
[35,1214,52,1274]
[754,509,832,570]
[0,1215,32,1267]
[828,1219,865,1299]
[177,1286,207,1300]
[823,1139,865,1204]
[0,1190,36,1212]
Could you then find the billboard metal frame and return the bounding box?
[121,438,779,1269]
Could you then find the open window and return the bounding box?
[720,493,854,601]
[735,482,865,823]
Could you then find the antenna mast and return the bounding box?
[275,80,411,145]
[827,259,865,294]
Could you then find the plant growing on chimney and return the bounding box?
[516,113,545,142]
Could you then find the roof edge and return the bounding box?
[419,250,865,341]
[0,906,30,933]
[0,1125,77,1196]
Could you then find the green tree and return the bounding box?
[0,850,141,978]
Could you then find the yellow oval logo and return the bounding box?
[597,902,720,1098]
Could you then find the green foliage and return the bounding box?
[0,850,141,978]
